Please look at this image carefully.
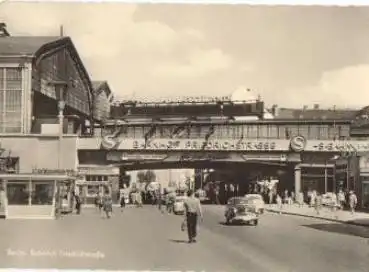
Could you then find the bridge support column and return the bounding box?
[294,165,301,197]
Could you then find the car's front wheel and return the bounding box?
[253,219,258,226]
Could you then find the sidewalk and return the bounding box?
[265,204,369,227]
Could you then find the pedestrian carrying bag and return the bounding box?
[181,218,187,231]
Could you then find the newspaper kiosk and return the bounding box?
[0,173,76,219]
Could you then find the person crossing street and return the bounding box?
[183,189,203,243]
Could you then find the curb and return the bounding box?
[265,209,369,228]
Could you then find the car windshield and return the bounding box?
[229,198,248,205]
[245,196,261,201]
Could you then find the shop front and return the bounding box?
[0,173,76,219]
[358,155,369,210]
[77,165,120,205]
[299,152,359,195]
[0,135,79,216]
[361,180,369,210]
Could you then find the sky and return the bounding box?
[1,3,369,108]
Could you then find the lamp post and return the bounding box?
[48,81,68,170]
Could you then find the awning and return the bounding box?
[0,173,76,181]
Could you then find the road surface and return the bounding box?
[0,205,368,272]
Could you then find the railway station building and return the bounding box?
[0,27,369,217]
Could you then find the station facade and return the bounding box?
[0,29,369,216]
[0,31,115,217]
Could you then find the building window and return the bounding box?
[319,125,329,140]
[309,125,319,139]
[0,67,23,133]
[258,124,268,138]
[298,125,309,139]
[288,125,299,138]
[269,124,278,138]
[247,125,258,138]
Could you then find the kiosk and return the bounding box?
[0,174,76,219]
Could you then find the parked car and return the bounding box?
[224,197,259,226]
[173,196,187,215]
[321,192,339,208]
[244,194,265,214]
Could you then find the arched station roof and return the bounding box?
[0,35,94,117]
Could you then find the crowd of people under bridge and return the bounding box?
[205,181,358,213]
[68,180,359,217]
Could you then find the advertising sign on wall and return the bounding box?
[107,151,168,162]
[78,166,120,175]
[32,168,77,176]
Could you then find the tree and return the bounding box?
[145,170,156,183]
[137,171,146,183]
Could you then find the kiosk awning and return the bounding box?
[0,174,76,181]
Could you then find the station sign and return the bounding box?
[128,138,289,151]
[304,140,369,153]
[80,136,369,154]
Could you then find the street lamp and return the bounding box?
[48,80,68,169]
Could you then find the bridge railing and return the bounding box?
[96,122,354,141]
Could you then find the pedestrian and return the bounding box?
[136,191,143,208]
[158,189,164,213]
[315,193,322,215]
[268,189,274,205]
[283,190,289,205]
[120,192,126,212]
[290,191,295,204]
[349,191,358,214]
[167,190,176,213]
[103,192,113,219]
[337,190,346,210]
[183,189,203,243]
[296,191,304,208]
[276,194,282,214]
[310,190,317,207]
[95,192,102,212]
[75,193,82,215]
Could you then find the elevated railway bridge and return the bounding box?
[78,117,367,199]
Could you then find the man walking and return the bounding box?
[183,189,203,243]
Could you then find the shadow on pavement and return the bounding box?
[218,221,254,226]
[346,218,369,227]
[169,239,189,244]
[302,223,369,239]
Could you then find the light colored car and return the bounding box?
[173,196,187,215]
[321,192,339,208]
[224,197,259,226]
[244,194,265,214]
